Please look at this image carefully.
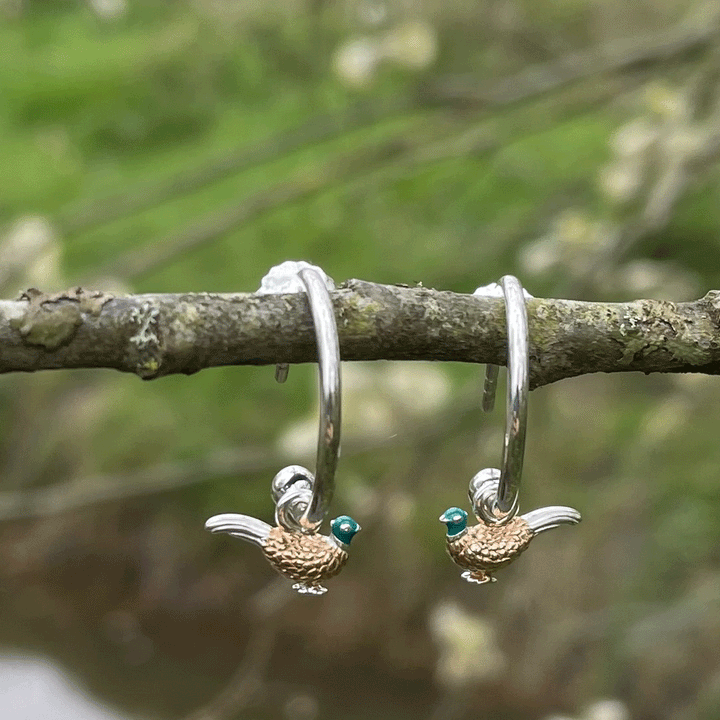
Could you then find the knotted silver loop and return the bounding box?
[272,465,313,532]
[468,468,518,525]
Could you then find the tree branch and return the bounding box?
[2,281,720,387]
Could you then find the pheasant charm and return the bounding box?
[439,505,580,584]
[204,266,364,595]
[437,275,584,586]
[205,513,360,594]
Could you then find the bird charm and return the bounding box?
[205,513,361,594]
[439,505,580,584]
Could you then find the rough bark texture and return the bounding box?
[1,281,720,388]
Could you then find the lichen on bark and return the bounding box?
[10,287,113,351]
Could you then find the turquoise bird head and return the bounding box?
[330,516,361,546]
[439,507,468,537]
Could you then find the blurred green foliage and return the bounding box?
[2,1,720,719]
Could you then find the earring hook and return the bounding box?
[295,266,341,528]
[475,275,530,521]
[255,262,340,533]
[267,266,341,533]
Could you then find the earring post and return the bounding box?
[481,364,499,412]
[275,363,289,383]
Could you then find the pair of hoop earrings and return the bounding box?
[205,270,581,594]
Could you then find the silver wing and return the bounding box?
[521,506,581,534]
[204,513,272,547]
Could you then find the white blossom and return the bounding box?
[89,0,127,21]
[332,38,380,87]
[429,601,505,688]
[610,118,658,159]
[380,21,437,70]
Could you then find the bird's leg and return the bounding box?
[292,583,328,595]
[461,570,496,585]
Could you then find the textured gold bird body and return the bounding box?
[205,513,360,594]
[262,526,348,587]
[439,505,581,584]
[444,517,533,584]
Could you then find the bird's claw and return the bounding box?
[461,570,496,585]
[292,582,328,595]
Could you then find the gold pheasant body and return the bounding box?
[204,512,359,595]
[262,526,348,588]
[445,517,533,583]
[440,505,581,584]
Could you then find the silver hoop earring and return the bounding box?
[439,276,581,585]
[205,267,360,595]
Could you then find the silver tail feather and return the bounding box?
[521,506,581,534]
[204,513,272,547]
